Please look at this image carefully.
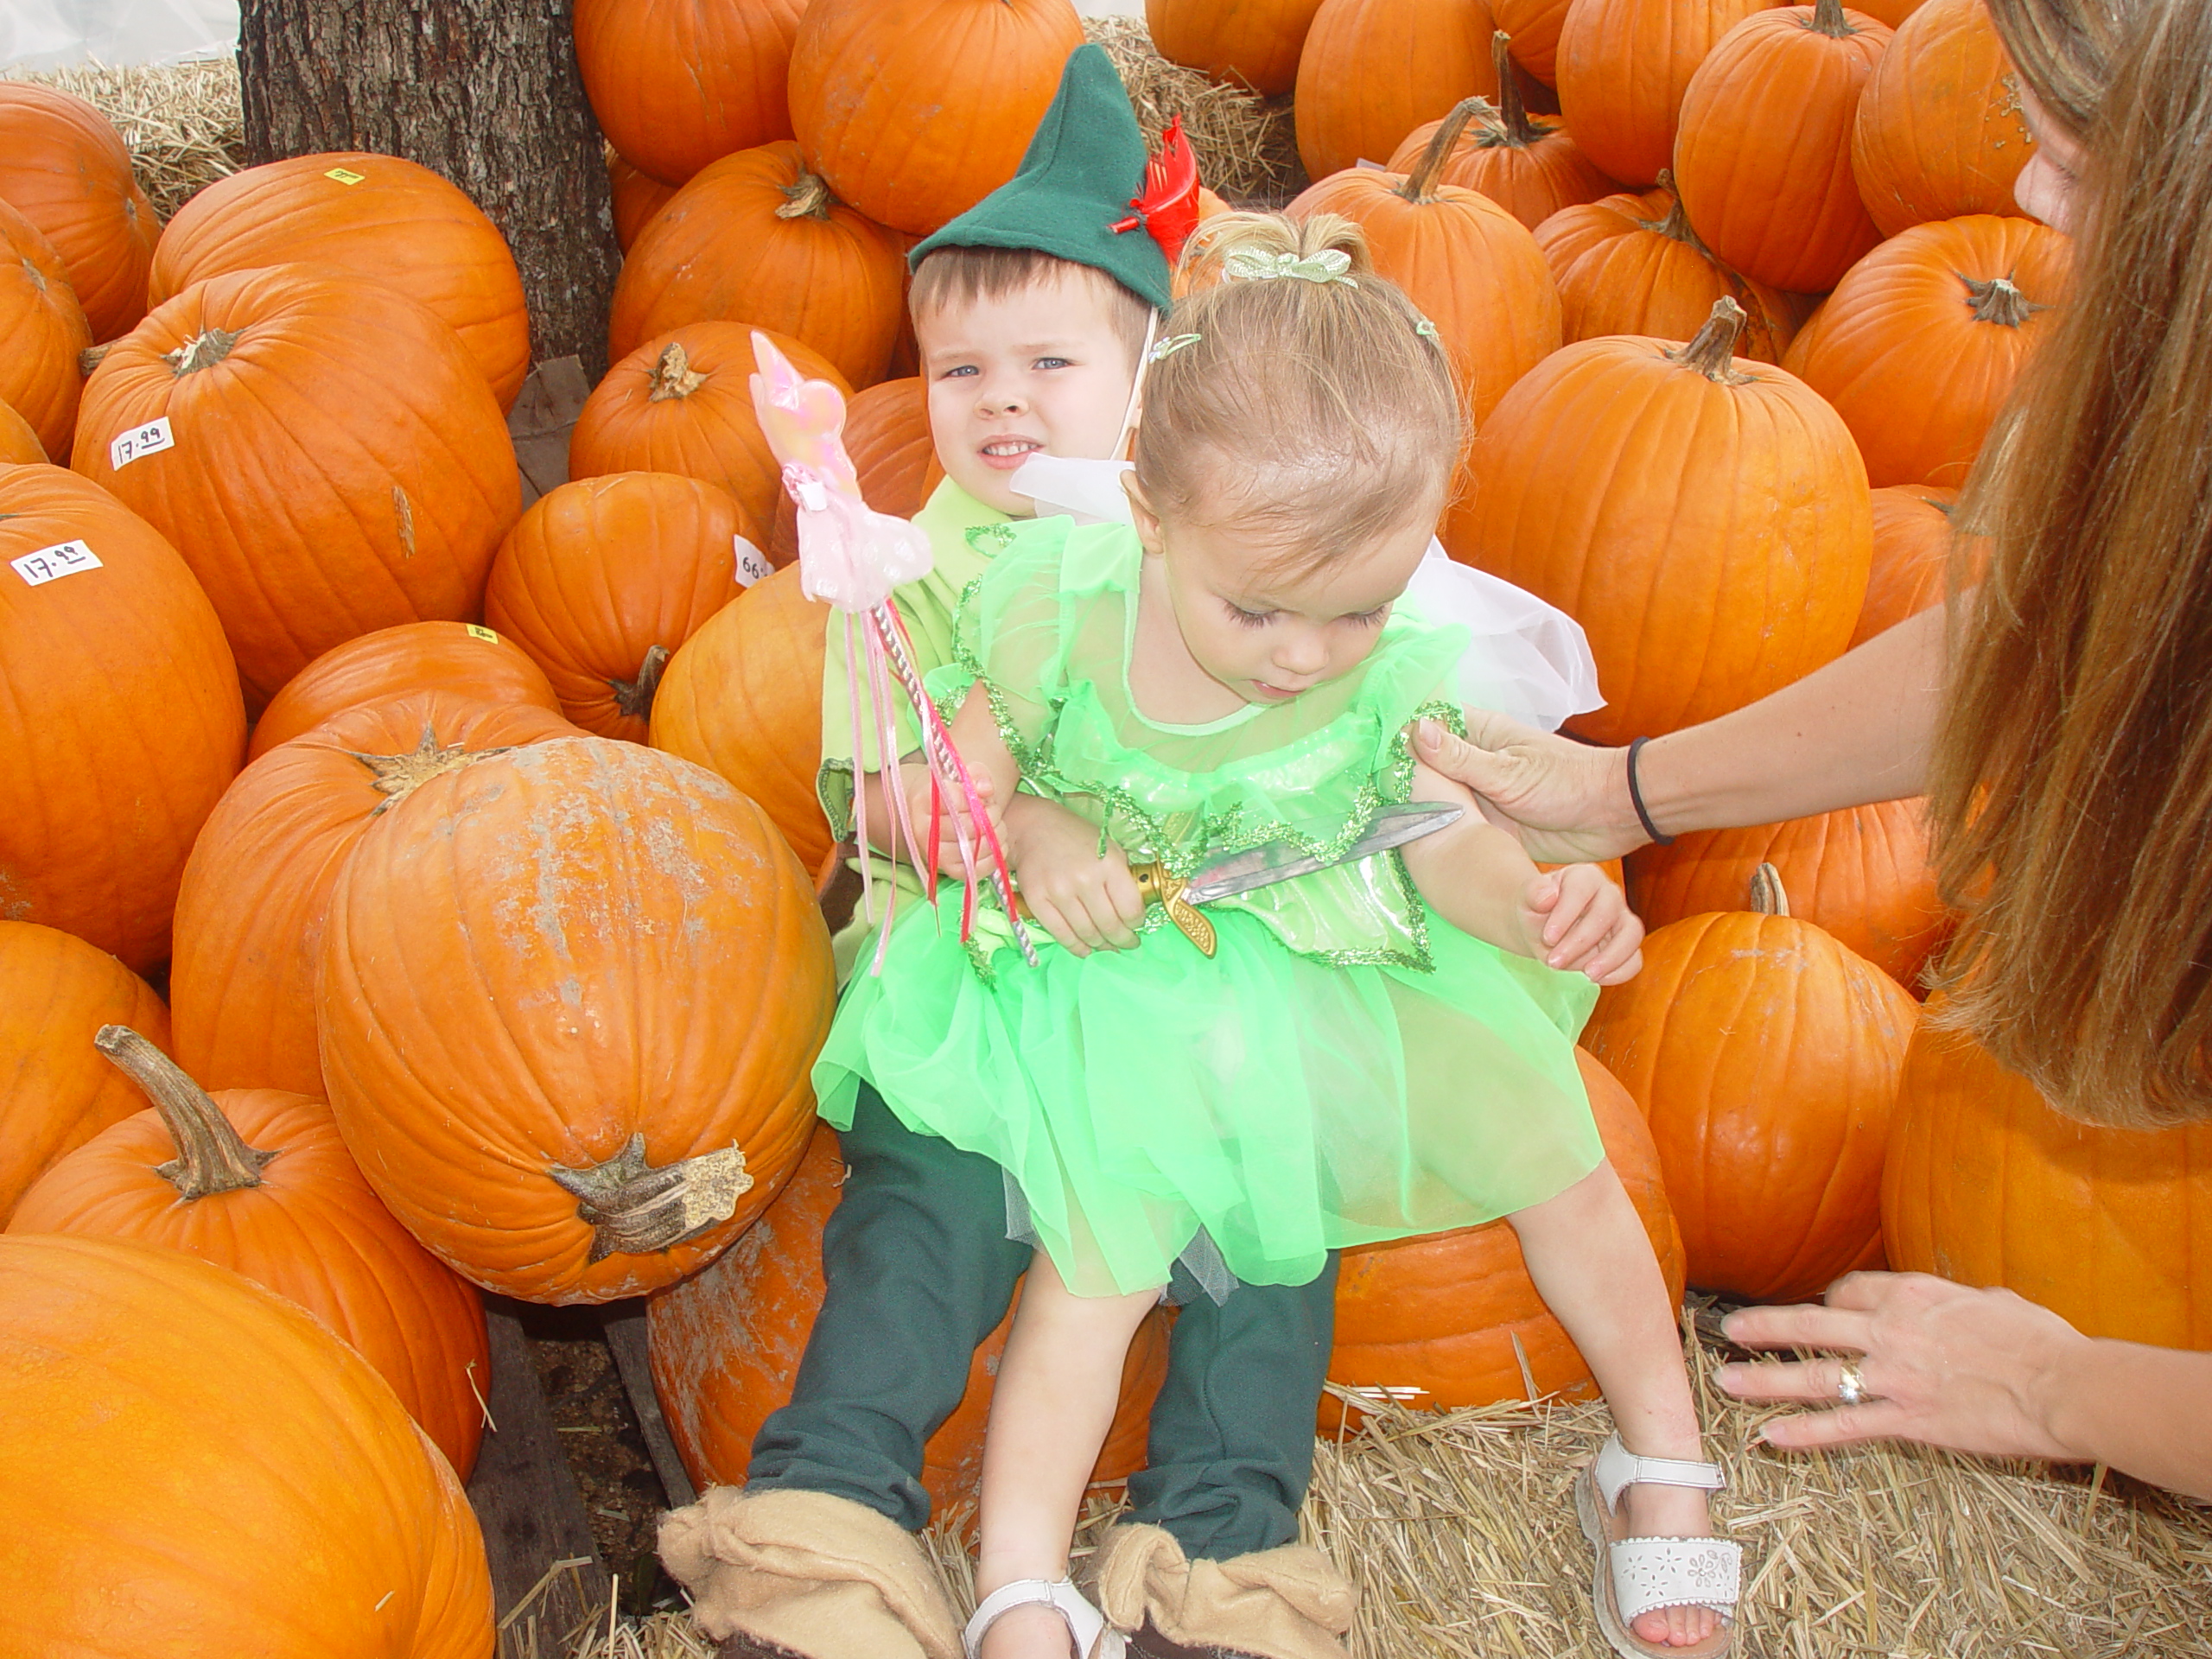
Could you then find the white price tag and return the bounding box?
[11,540,103,587]
[109,416,175,471]
[734,535,772,588]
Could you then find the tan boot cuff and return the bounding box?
[1088,1522,1357,1659]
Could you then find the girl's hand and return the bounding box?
[1003,795,1145,957]
[902,765,1004,870]
[1521,863,1643,984]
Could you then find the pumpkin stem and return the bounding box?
[163,327,239,377]
[611,644,672,721]
[1749,861,1792,918]
[1965,274,2044,327]
[647,341,707,402]
[776,169,835,221]
[94,1026,277,1199]
[352,724,518,815]
[549,1132,755,1262]
[1491,32,1541,148]
[1666,297,1753,384]
[79,343,111,378]
[1809,0,1856,35]
[1401,97,1487,203]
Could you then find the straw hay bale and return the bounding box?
[3,59,244,222]
[1084,15,1306,210]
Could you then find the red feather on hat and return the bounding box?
[1112,117,1203,264]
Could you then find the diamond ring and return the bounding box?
[1836,1361,1869,1406]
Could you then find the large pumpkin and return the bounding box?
[1884,1009,2212,1349]
[1294,0,1499,182]
[0,923,170,1224]
[788,0,1086,238]
[0,464,245,973]
[647,1127,1172,1510]
[1852,482,1958,646]
[1288,113,1560,427]
[570,321,852,543]
[0,82,156,343]
[173,694,583,1098]
[1385,47,1617,232]
[1456,300,1871,745]
[1586,867,1921,1302]
[846,375,944,519]
[1555,0,1782,188]
[1146,0,1326,99]
[150,152,531,410]
[1851,0,2037,237]
[651,564,836,871]
[606,141,906,387]
[609,149,682,251]
[1324,1050,1685,1427]
[1782,214,2069,489]
[484,473,753,742]
[1495,0,1576,84]
[74,264,521,709]
[317,737,835,1303]
[0,1233,493,1656]
[0,398,46,465]
[1627,799,1952,991]
[1673,0,1890,294]
[247,618,563,761]
[11,1028,492,1478]
[575,0,808,187]
[0,198,92,460]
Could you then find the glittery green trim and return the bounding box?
[965,523,1017,557]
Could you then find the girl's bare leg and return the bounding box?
[976,1252,1161,1659]
[1510,1161,1718,1650]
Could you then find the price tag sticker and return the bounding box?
[108,416,175,471]
[325,166,366,186]
[734,535,772,589]
[466,624,501,644]
[11,539,103,587]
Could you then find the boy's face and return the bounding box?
[916,265,1141,518]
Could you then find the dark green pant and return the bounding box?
[747,1085,1337,1560]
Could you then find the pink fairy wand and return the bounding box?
[747,331,1038,969]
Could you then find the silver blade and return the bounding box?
[1181,802,1465,905]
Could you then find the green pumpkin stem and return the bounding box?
[94,1026,276,1199]
[1750,861,1792,918]
[1402,97,1489,203]
[1668,297,1753,385]
[611,644,672,721]
[1491,32,1541,149]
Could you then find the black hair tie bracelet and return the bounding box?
[1626,736,1675,848]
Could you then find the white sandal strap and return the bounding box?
[1594,1433,1726,1513]
[963,1577,1126,1659]
[1609,1536,1742,1626]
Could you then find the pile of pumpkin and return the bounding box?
[1,0,2204,1643]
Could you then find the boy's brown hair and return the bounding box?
[908,246,1156,365]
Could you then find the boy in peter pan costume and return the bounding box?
[658,46,1358,1659]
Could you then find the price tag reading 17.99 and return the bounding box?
[11,540,104,587]
[109,416,175,471]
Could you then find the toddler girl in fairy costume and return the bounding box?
[812,215,1742,1659]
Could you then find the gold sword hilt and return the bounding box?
[1010,861,1218,957]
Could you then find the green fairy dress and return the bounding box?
[811,518,1604,1299]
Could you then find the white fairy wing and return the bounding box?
[1007,455,1603,731]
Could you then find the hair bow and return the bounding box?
[1148,333,1202,363]
[1222,248,1359,288]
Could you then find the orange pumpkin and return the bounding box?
[1851,0,1925,17]
[173,695,584,1098]
[1852,482,1958,647]
[1289,112,1560,427]
[846,375,944,519]
[1627,799,1952,991]
[0,82,156,343]
[788,0,1086,237]
[247,619,564,761]
[1782,214,2069,489]
[1456,301,1871,746]
[0,198,92,460]
[0,464,245,973]
[652,561,836,872]
[1556,0,1783,188]
[1852,0,2037,237]
[606,141,906,387]
[1145,0,1326,98]
[150,152,533,409]
[1884,1009,2212,1349]
[570,321,853,544]
[1386,41,1617,232]
[648,1127,1171,1510]
[0,923,171,1224]
[484,473,754,742]
[1673,0,1891,294]
[1324,1050,1685,1427]
[11,1028,492,1478]
[0,1233,493,1653]
[575,0,808,187]
[1495,0,1576,84]
[74,264,522,710]
[609,149,681,251]
[317,737,835,1304]
[1294,0,1499,183]
[0,398,46,465]
[1531,184,1796,365]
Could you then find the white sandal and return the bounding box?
[963,1576,1128,1659]
[1574,1433,1742,1659]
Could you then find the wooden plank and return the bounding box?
[602,1300,699,1510]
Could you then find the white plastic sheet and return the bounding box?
[1,0,239,70]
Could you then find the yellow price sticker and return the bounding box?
[324,166,366,186]
[466,624,500,644]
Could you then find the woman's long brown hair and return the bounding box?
[1929,0,2212,1127]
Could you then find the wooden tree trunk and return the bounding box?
[238,0,619,380]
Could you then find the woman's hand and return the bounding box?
[1003,794,1146,957]
[1414,715,1648,864]
[1518,863,1643,984]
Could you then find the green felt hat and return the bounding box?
[909,43,1171,314]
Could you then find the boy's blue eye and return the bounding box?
[1033,356,1071,371]
[941,364,978,379]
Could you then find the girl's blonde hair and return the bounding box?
[1132,213,1462,566]
[1928,0,2212,1128]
